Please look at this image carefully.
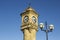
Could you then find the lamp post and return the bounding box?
[39,21,54,40]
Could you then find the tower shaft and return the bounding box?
[23,29,36,40]
[20,7,38,40]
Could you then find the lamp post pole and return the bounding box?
[45,21,48,40]
[39,21,54,40]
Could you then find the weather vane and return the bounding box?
[28,2,31,7]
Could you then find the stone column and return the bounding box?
[30,29,36,40]
[23,28,36,40]
[23,29,31,40]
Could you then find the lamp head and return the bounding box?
[39,23,44,29]
[49,24,54,31]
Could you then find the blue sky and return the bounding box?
[0,0,60,40]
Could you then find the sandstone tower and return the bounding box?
[20,6,38,40]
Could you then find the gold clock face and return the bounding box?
[24,16,29,23]
[32,16,36,23]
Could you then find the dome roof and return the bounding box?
[20,6,39,16]
[25,7,35,11]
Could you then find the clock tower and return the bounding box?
[20,6,38,40]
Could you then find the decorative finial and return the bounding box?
[28,2,31,7]
[25,1,31,8]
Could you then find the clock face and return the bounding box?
[24,16,29,23]
[32,16,36,23]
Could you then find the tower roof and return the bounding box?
[25,7,35,11]
[20,6,39,16]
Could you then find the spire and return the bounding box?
[25,3,35,11]
[28,2,31,7]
